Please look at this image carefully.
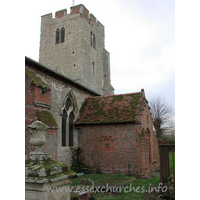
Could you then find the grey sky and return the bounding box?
[25,0,175,104]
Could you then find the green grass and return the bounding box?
[70,174,125,186]
[169,152,175,175]
[158,152,175,174]
[70,174,160,200]
[70,153,175,199]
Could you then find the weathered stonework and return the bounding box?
[39,4,114,96]
[25,120,72,200]
[25,57,98,165]
[25,178,70,200]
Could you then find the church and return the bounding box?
[25,4,159,179]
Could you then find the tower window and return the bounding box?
[56,28,60,44]
[92,61,95,75]
[90,31,96,49]
[93,34,95,49]
[61,27,65,43]
[90,31,93,47]
[55,27,65,44]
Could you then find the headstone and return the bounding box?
[25,120,72,200]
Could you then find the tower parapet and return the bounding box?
[55,9,67,19]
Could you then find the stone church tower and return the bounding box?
[39,4,114,95]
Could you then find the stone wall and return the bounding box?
[25,60,96,165]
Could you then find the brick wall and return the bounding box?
[80,124,153,178]
[79,97,160,178]
[25,71,58,159]
[25,74,37,155]
[140,98,160,173]
[55,9,67,19]
[70,4,89,21]
[34,87,50,105]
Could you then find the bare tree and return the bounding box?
[149,96,175,140]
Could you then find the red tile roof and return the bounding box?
[75,90,145,125]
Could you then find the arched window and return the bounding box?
[56,28,60,44]
[93,33,95,49]
[61,27,65,43]
[61,95,76,147]
[92,61,95,75]
[62,109,67,146]
[90,31,96,49]
[90,31,93,47]
[65,98,71,111]
[69,112,75,146]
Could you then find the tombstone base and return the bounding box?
[25,176,71,200]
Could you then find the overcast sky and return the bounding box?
[25,0,175,104]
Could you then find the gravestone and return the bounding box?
[25,120,72,200]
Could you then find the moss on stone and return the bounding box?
[63,170,77,177]
[36,110,57,127]
[25,157,70,178]
[25,69,49,89]
[25,157,66,169]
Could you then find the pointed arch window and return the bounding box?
[55,27,65,44]
[62,109,67,146]
[61,95,76,147]
[92,61,95,75]
[90,31,96,49]
[61,27,65,43]
[69,112,74,146]
[90,31,93,47]
[93,33,95,49]
[56,28,60,44]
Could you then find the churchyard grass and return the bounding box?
[169,152,175,174]
[70,154,175,199]
[70,174,160,199]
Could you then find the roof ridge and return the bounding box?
[25,56,101,96]
[88,92,141,99]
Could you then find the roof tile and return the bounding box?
[75,92,144,125]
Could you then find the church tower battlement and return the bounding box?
[39,4,114,95]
